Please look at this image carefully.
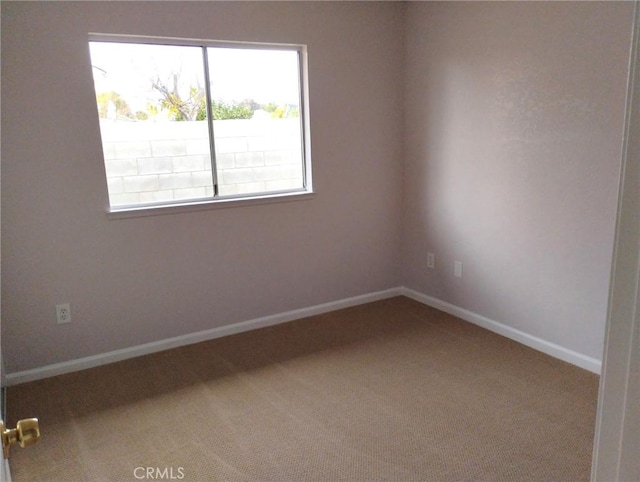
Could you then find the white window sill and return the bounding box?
[106,190,315,220]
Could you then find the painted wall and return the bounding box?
[402,2,634,360]
[2,1,635,376]
[1,1,405,372]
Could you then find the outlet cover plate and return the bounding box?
[56,303,71,324]
[427,252,435,269]
[454,261,463,278]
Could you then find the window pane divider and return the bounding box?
[201,46,219,197]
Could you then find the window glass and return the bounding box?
[207,47,304,196]
[89,39,309,211]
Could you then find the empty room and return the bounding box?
[1,1,638,481]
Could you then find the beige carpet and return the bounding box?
[7,296,599,481]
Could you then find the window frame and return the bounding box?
[88,34,313,218]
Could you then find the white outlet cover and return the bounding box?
[427,253,435,269]
[454,261,463,278]
[56,303,71,324]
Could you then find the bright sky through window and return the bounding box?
[89,43,300,112]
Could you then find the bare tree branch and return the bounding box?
[151,73,204,121]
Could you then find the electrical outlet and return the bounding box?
[427,252,435,269]
[454,260,463,278]
[56,303,71,324]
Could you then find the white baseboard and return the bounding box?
[400,287,601,374]
[4,288,402,386]
[5,286,601,385]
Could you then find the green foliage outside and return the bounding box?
[263,102,300,119]
[97,82,298,121]
[96,91,132,119]
[96,69,300,121]
[210,100,254,120]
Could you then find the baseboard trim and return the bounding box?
[5,286,600,384]
[4,288,402,386]
[400,287,601,374]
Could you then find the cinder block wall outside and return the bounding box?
[100,118,303,206]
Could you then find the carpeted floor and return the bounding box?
[7,296,599,481]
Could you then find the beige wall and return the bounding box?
[1,1,636,377]
[1,1,405,372]
[402,1,634,360]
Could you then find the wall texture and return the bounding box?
[1,1,635,376]
[1,1,405,372]
[402,2,634,360]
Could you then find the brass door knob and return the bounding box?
[1,418,40,458]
